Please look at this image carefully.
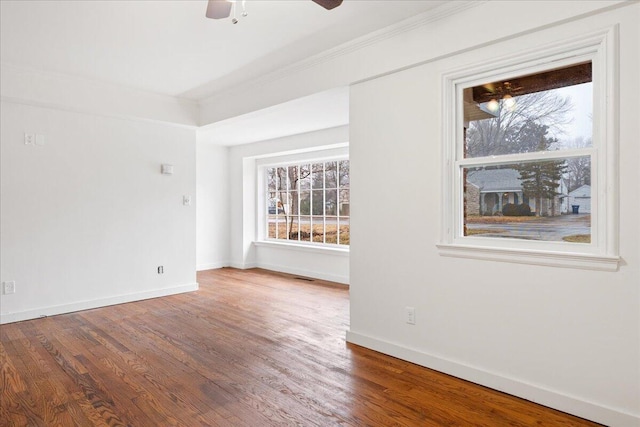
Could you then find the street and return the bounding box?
[466,214,590,241]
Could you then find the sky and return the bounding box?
[550,82,593,146]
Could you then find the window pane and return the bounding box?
[267,214,276,239]
[326,189,337,216]
[325,161,337,188]
[339,160,350,188]
[277,167,287,191]
[339,189,350,216]
[464,158,591,242]
[300,190,311,215]
[339,217,350,246]
[312,163,324,189]
[312,190,324,215]
[267,167,276,192]
[325,216,338,244]
[299,164,311,190]
[288,191,299,216]
[312,218,325,244]
[464,62,592,158]
[299,216,311,241]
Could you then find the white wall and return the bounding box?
[1,63,198,127]
[198,1,625,126]
[225,126,350,283]
[0,101,197,324]
[196,137,230,270]
[348,3,639,427]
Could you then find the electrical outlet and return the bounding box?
[2,281,16,295]
[157,266,164,274]
[24,133,35,145]
[406,306,416,325]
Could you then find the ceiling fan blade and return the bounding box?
[311,0,343,10]
[206,0,232,19]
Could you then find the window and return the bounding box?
[263,159,350,247]
[439,29,619,270]
[463,62,593,242]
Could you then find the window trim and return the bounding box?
[255,145,350,251]
[438,27,619,271]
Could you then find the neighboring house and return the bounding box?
[566,184,591,214]
[465,168,564,216]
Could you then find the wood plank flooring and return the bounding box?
[1,268,602,426]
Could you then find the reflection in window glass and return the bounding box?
[461,62,593,244]
[464,63,592,159]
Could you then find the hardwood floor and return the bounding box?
[1,268,601,426]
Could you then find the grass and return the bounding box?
[562,234,591,243]
[465,228,506,236]
[268,222,349,245]
[465,215,542,224]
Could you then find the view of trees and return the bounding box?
[564,136,592,192]
[466,91,573,157]
[511,124,567,216]
[466,84,591,216]
[267,160,350,245]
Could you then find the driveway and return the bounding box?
[466,214,591,241]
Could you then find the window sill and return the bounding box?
[436,243,620,271]
[254,240,350,256]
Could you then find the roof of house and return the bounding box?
[568,184,591,198]
[466,168,522,193]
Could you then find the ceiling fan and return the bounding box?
[206,0,343,22]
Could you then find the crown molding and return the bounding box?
[1,62,198,127]
[0,62,196,106]
[199,0,483,107]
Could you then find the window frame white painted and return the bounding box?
[438,27,619,271]
[255,145,350,252]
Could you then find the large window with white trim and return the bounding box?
[439,29,619,270]
[462,62,593,242]
[264,159,350,246]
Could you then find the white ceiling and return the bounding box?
[1,0,448,144]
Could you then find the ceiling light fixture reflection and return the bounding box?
[486,99,500,113]
[502,94,516,111]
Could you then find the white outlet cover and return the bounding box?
[3,281,16,294]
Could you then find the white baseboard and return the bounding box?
[255,262,349,285]
[196,261,229,271]
[0,282,199,324]
[229,262,257,270]
[346,331,639,427]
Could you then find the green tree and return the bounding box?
[514,124,567,216]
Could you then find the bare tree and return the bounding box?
[276,165,311,239]
[563,136,592,192]
[466,91,573,157]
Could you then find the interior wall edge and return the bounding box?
[345,330,639,427]
[255,262,349,285]
[0,282,199,325]
[196,262,231,272]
